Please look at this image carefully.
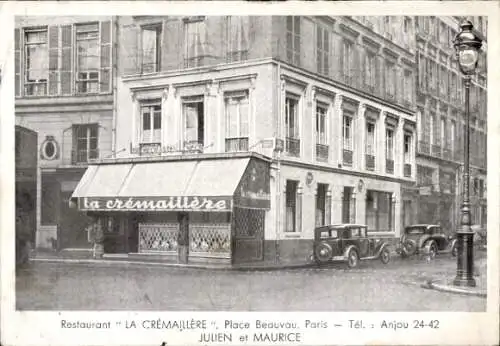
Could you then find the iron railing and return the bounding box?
[71,149,99,165]
[386,159,394,174]
[225,137,249,152]
[285,137,300,157]
[316,144,329,161]
[365,154,375,171]
[418,141,431,155]
[404,163,412,177]
[343,149,353,166]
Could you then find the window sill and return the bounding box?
[283,233,301,238]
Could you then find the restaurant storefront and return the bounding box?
[71,153,271,266]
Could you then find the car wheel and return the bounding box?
[380,248,390,264]
[403,239,417,256]
[427,241,437,260]
[315,242,333,263]
[347,249,359,269]
[451,242,458,257]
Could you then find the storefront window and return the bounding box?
[285,180,299,232]
[316,183,327,227]
[366,190,393,232]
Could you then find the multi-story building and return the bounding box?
[15,16,117,252]
[69,16,418,266]
[414,16,487,233]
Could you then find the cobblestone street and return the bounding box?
[16,255,486,311]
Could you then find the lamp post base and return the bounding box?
[453,276,476,287]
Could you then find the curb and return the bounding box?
[421,280,487,298]
[29,257,320,272]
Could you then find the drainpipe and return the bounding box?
[275,59,282,264]
[111,16,119,157]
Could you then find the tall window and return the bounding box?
[285,94,300,156]
[386,128,394,160]
[140,101,162,144]
[439,22,448,45]
[24,28,48,96]
[285,180,299,232]
[182,96,205,148]
[386,127,395,173]
[286,16,301,66]
[141,24,162,73]
[316,103,327,145]
[404,132,412,177]
[227,16,250,62]
[439,66,448,96]
[366,122,375,155]
[450,120,456,154]
[316,183,327,227]
[76,23,99,94]
[429,112,436,145]
[365,53,376,89]
[385,62,396,98]
[366,122,375,170]
[441,118,447,150]
[225,90,249,152]
[342,111,354,165]
[72,124,98,164]
[343,112,353,152]
[342,40,353,81]
[185,17,210,68]
[403,70,412,104]
[316,25,329,75]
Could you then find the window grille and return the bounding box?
[138,223,179,253]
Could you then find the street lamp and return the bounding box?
[453,20,483,287]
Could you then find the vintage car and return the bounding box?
[396,224,457,259]
[310,224,391,268]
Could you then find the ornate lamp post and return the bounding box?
[453,20,482,287]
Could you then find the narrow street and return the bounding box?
[16,256,486,311]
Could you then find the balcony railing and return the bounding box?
[71,149,99,165]
[285,137,301,157]
[225,137,249,152]
[316,144,329,161]
[418,141,431,155]
[431,144,442,158]
[343,149,353,166]
[404,163,412,177]
[365,154,375,171]
[442,148,452,161]
[386,159,394,174]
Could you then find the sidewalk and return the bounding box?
[421,253,487,298]
[29,248,402,271]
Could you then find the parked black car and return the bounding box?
[310,224,391,268]
[396,224,457,259]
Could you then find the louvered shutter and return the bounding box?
[100,21,112,93]
[358,47,365,90]
[48,26,59,95]
[351,45,360,87]
[15,28,21,97]
[375,55,382,98]
[162,18,181,71]
[60,25,73,95]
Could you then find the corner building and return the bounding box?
[72,16,418,266]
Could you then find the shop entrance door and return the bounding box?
[177,212,189,264]
[232,208,264,263]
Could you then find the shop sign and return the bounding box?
[131,141,203,156]
[78,196,232,212]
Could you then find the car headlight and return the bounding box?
[320,248,328,256]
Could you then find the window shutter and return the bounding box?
[296,188,302,233]
[325,192,331,225]
[375,56,382,98]
[351,45,360,86]
[100,21,112,93]
[339,40,344,79]
[71,125,77,165]
[48,26,59,96]
[61,25,73,95]
[162,19,181,71]
[15,28,21,97]
[358,48,365,89]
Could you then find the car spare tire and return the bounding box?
[315,242,333,263]
[402,239,417,256]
